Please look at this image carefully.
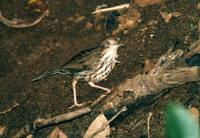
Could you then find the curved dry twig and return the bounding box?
[0,102,19,115]
[0,9,49,28]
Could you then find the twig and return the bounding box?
[92,4,129,14]
[147,112,153,138]
[0,102,19,115]
[108,106,127,123]
[14,107,91,137]
[91,94,108,107]
[0,9,49,28]
[33,107,91,129]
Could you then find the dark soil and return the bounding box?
[0,0,200,137]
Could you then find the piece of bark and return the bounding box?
[100,47,199,114]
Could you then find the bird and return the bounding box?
[32,37,124,108]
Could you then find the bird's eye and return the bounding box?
[106,41,111,45]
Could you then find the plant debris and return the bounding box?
[160,12,181,23]
[0,9,49,28]
[48,127,68,138]
[0,126,6,136]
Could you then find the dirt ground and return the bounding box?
[0,0,200,137]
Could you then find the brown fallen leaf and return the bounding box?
[0,126,6,136]
[134,0,162,7]
[160,12,181,23]
[81,22,94,32]
[188,107,199,127]
[112,7,141,35]
[74,15,86,24]
[84,114,110,138]
[188,107,199,119]
[48,127,68,138]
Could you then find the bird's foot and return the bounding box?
[106,89,111,94]
[91,94,108,107]
[68,102,86,109]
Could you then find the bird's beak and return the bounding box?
[118,43,125,47]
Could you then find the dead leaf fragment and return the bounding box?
[81,22,94,32]
[188,107,199,120]
[48,127,68,138]
[134,0,162,7]
[188,107,199,127]
[0,126,6,136]
[112,7,141,35]
[74,15,86,23]
[84,114,110,138]
[160,12,181,23]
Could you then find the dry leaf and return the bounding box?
[188,107,199,121]
[0,126,6,136]
[112,8,140,35]
[81,22,94,32]
[48,127,68,138]
[84,114,110,138]
[188,107,199,127]
[160,12,181,23]
[134,0,161,7]
[74,15,86,23]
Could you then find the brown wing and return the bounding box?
[59,46,103,73]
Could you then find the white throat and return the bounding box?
[101,45,119,62]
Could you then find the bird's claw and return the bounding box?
[106,89,111,93]
[68,102,86,109]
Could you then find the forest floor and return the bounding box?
[0,0,200,137]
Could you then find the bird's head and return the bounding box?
[101,37,124,48]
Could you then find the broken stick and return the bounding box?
[0,9,49,28]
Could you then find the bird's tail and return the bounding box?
[31,68,70,82]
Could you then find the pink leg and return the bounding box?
[88,82,111,93]
[69,79,84,109]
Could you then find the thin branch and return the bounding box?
[13,107,91,137]
[0,102,19,115]
[33,107,91,129]
[0,9,49,28]
[92,4,129,14]
[147,112,153,138]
